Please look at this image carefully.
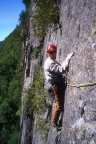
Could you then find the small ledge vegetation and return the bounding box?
[24,57,51,141]
[32,0,60,37]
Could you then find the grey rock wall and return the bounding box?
[19,0,96,144]
[44,0,96,143]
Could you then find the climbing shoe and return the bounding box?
[52,123,62,128]
[52,123,62,131]
[52,123,59,127]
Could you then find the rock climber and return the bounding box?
[44,44,74,128]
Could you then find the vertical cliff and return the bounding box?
[19,0,96,143]
[44,0,96,143]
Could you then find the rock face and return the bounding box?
[44,0,96,143]
[19,0,96,143]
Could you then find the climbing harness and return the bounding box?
[51,85,57,96]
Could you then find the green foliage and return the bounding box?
[34,45,42,58]
[8,129,19,144]
[16,109,20,116]
[24,61,50,141]
[24,66,49,115]
[32,0,60,37]
[0,1,31,143]
[22,0,31,8]
[19,0,31,41]
[36,118,49,141]
[19,10,30,41]
[0,0,60,142]
[0,25,23,143]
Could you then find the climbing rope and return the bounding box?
[67,82,96,87]
[64,81,96,121]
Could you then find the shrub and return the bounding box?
[36,118,49,141]
[24,60,51,141]
[24,67,49,115]
[32,0,60,37]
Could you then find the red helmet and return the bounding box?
[46,44,57,53]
